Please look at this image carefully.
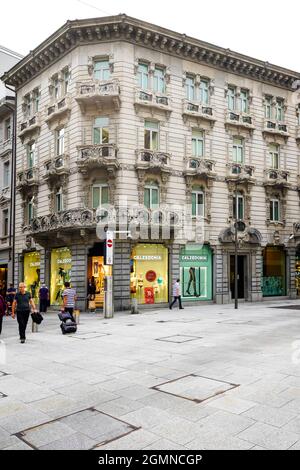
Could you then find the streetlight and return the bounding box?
[233,181,246,310]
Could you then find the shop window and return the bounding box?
[138,63,149,89]
[233,137,244,163]
[0,266,8,298]
[94,59,110,81]
[87,243,112,308]
[23,251,40,305]
[179,245,212,301]
[191,190,204,218]
[192,130,204,157]
[93,117,109,145]
[144,121,159,150]
[92,184,109,209]
[262,247,286,296]
[144,184,159,209]
[270,199,280,222]
[50,247,72,305]
[130,244,168,305]
[233,192,244,220]
[269,143,280,169]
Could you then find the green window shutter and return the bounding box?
[238,197,244,219]
[93,128,101,145]
[144,188,150,208]
[101,186,109,205]
[92,187,100,209]
[151,188,159,208]
[192,192,197,216]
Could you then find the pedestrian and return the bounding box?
[39,283,49,313]
[62,282,77,321]
[6,283,16,316]
[87,277,96,301]
[169,278,184,310]
[0,293,6,335]
[12,282,36,343]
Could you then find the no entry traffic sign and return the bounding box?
[106,231,114,265]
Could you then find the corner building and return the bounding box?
[3,15,300,310]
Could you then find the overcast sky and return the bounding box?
[2,0,299,72]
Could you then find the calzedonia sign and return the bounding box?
[134,255,162,261]
[180,255,208,262]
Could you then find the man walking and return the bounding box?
[39,284,49,313]
[12,283,36,343]
[62,282,77,321]
[169,278,184,310]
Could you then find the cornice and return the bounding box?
[2,15,300,91]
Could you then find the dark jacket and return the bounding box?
[0,294,6,317]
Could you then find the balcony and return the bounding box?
[45,96,71,126]
[25,208,98,237]
[75,80,121,112]
[182,100,215,124]
[44,155,69,182]
[264,168,289,189]
[225,111,255,131]
[135,149,171,175]
[0,138,12,157]
[17,167,39,194]
[18,113,42,141]
[134,89,172,116]
[184,157,216,180]
[226,163,255,183]
[77,144,119,175]
[263,120,290,139]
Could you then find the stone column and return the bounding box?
[113,240,131,311]
[248,249,263,302]
[168,243,182,302]
[215,246,230,304]
[71,244,87,311]
[287,247,297,299]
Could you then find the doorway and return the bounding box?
[87,243,111,308]
[230,255,246,299]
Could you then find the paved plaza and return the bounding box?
[1,300,300,450]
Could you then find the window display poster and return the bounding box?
[50,247,72,305]
[130,244,168,304]
[24,252,41,304]
[180,244,212,301]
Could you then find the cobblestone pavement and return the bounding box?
[1,300,300,450]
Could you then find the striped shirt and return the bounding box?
[172,281,180,297]
[62,288,77,308]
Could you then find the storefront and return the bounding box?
[180,244,213,301]
[23,251,41,304]
[0,265,8,298]
[296,246,300,296]
[50,247,72,305]
[262,246,286,297]
[87,243,111,308]
[130,244,168,305]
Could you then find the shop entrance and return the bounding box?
[230,255,246,299]
[87,243,111,308]
[0,265,8,298]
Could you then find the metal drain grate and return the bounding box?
[152,374,239,404]
[156,335,202,343]
[15,407,139,450]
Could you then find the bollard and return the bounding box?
[74,309,80,324]
[131,298,139,314]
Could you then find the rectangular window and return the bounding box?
[144,121,159,150]
[138,63,149,89]
[53,77,59,100]
[153,67,165,93]
[93,117,109,145]
[2,209,9,237]
[55,189,64,212]
[27,142,36,168]
[200,79,209,104]
[57,128,64,156]
[63,69,70,95]
[33,89,40,112]
[24,95,32,116]
[144,185,159,209]
[228,86,236,111]
[28,198,34,223]
[3,161,10,187]
[4,118,11,140]
[240,89,249,113]
[192,191,204,217]
[185,76,195,101]
[269,144,279,169]
[192,130,204,157]
[265,96,272,119]
[233,194,244,220]
[94,60,110,81]
[92,184,109,209]
[276,98,284,121]
[233,137,244,163]
[270,199,280,222]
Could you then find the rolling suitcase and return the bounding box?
[58,312,77,335]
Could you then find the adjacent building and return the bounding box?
[2,15,300,310]
[0,46,23,297]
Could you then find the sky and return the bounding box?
[1,0,300,72]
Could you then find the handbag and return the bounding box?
[88,300,96,310]
[31,311,44,325]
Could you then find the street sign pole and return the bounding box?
[104,231,114,318]
[234,184,238,310]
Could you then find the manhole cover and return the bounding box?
[152,374,239,403]
[68,333,111,340]
[156,335,202,343]
[15,408,139,450]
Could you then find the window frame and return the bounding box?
[227,86,236,111]
[233,137,244,164]
[270,198,280,222]
[3,160,10,188]
[192,130,204,157]
[233,192,244,220]
[56,128,65,156]
[269,143,280,169]
[55,187,64,213]
[2,209,9,237]
[191,190,205,218]
[276,98,284,121]
[94,59,110,81]
[4,118,11,141]
[138,62,149,90]
[93,117,109,145]
[185,75,195,101]
[27,142,36,169]
[200,79,209,105]
[265,96,272,119]
[144,184,160,209]
[240,89,249,113]
[153,66,165,94]
[144,121,159,151]
[92,183,109,209]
